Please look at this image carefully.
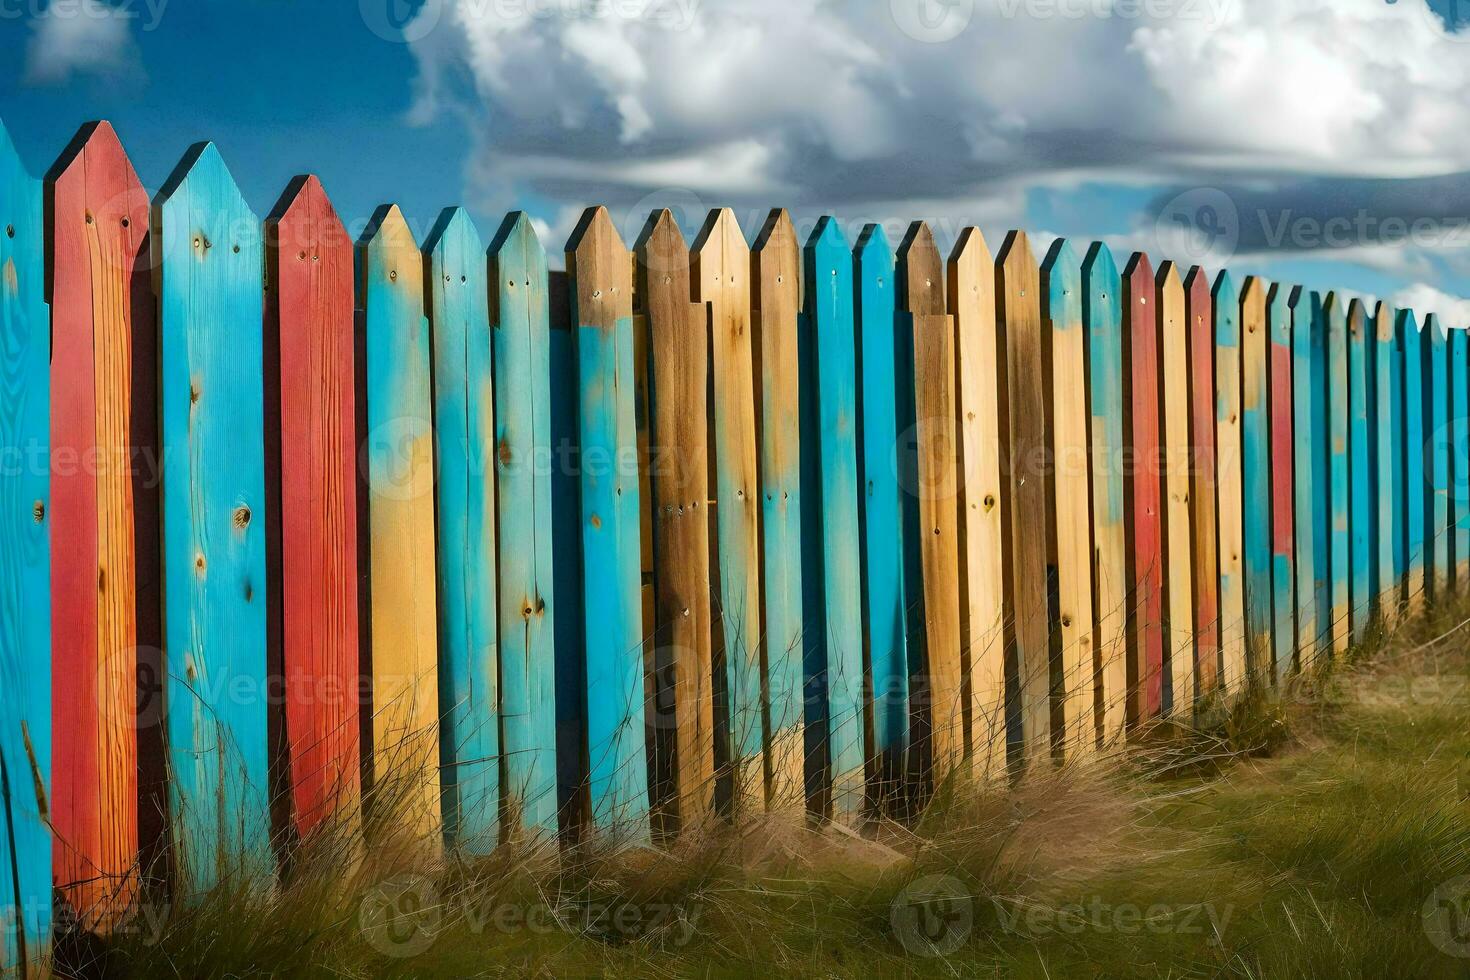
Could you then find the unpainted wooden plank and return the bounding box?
[1082,244,1128,745]
[633,209,715,828]
[565,206,651,845]
[154,143,272,892]
[997,230,1052,760]
[1325,294,1352,655]
[947,228,1007,774]
[1042,240,1097,751]
[1184,268,1220,696]
[1156,261,1194,715]
[1213,271,1248,691]
[1267,284,1296,679]
[1122,252,1163,724]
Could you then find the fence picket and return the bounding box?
[565,207,650,843]
[1185,268,1220,696]
[1156,261,1194,715]
[1425,314,1451,599]
[1375,303,1403,625]
[1267,284,1296,678]
[1401,309,1427,612]
[1123,252,1163,723]
[801,217,865,821]
[1213,271,1247,690]
[1083,244,1127,744]
[1042,240,1097,748]
[1325,294,1352,654]
[0,119,51,972]
[47,120,154,927]
[265,176,359,841]
[1292,290,1329,664]
[1241,277,1273,678]
[898,222,964,779]
[1348,300,1376,641]
[1451,326,1469,587]
[154,143,271,891]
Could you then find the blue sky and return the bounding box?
[3,0,1470,320]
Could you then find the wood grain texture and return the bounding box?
[1451,325,1469,588]
[1156,262,1194,715]
[1213,271,1247,691]
[997,231,1052,760]
[1374,303,1403,625]
[1122,252,1163,724]
[689,209,763,814]
[1184,268,1220,696]
[565,206,651,844]
[898,222,964,779]
[801,216,865,821]
[358,204,441,840]
[1347,300,1374,640]
[1290,290,1328,665]
[1425,314,1451,599]
[153,143,271,893]
[751,209,805,811]
[1400,309,1427,612]
[947,228,1006,775]
[855,225,909,796]
[1267,284,1296,678]
[1042,240,1097,749]
[1240,278,1273,678]
[1082,244,1128,745]
[0,119,52,973]
[424,207,498,853]
[1325,294,1352,655]
[264,176,359,841]
[489,212,559,841]
[46,120,154,929]
[633,209,714,827]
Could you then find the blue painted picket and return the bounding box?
[155,143,271,893]
[489,212,560,839]
[801,217,865,821]
[0,120,51,972]
[1451,326,1469,584]
[1347,300,1374,641]
[1401,309,1427,609]
[1425,314,1450,597]
[854,225,908,788]
[1290,288,1321,663]
[1214,271,1247,690]
[1375,304,1403,622]
[425,207,499,853]
[1325,295,1351,654]
[565,207,650,844]
[1306,292,1333,652]
[1240,278,1273,676]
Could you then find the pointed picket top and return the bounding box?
[807,213,848,260]
[1184,266,1212,312]
[1268,283,1294,345]
[423,205,484,271]
[634,207,690,291]
[1122,250,1154,303]
[155,141,252,217]
[690,207,749,301]
[1214,270,1240,345]
[1348,297,1369,340]
[1157,260,1185,317]
[1042,238,1081,329]
[566,205,632,324]
[360,203,417,251]
[997,230,1039,300]
[152,142,258,282]
[856,222,895,270]
[753,207,800,297]
[490,210,546,266]
[1399,307,1419,338]
[1242,275,1267,312]
[898,221,944,315]
[1323,290,1348,328]
[1082,241,1120,315]
[1426,311,1446,343]
[267,175,350,267]
[46,120,144,205]
[1373,301,1394,343]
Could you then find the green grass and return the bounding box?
[59,603,1470,978]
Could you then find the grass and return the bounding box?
[56,599,1470,978]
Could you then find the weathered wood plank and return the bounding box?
[1325,294,1352,655]
[1184,268,1220,696]
[1156,261,1193,715]
[1240,277,1273,680]
[689,209,764,814]
[947,228,1007,774]
[264,176,359,842]
[1083,243,1128,745]
[1347,300,1374,640]
[46,120,155,929]
[1213,271,1247,691]
[1451,325,1469,588]
[424,207,498,853]
[154,143,271,892]
[1122,252,1163,724]
[1425,314,1451,600]
[1267,284,1296,679]
[1290,289,1328,665]
[856,225,909,798]
[898,222,964,780]
[1401,309,1427,612]
[751,210,806,811]
[998,231,1053,759]
[801,216,865,821]
[1374,303,1403,625]
[565,206,650,844]
[633,209,715,828]
[1042,240,1097,748]
[0,118,52,971]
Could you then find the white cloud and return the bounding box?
[25,0,141,85]
[1392,283,1470,328]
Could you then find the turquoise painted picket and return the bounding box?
[854,225,908,789]
[1240,278,1273,674]
[1326,295,1351,653]
[1375,304,1402,619]
[801,217,865,821]
[1425,314,1450,597]
[425,207,499,853]
[1402,309,1426,608]
[1451,327,1469,583]
[0,120,51,973]
[154,143,271,893]
[489,212,560,839]
[1347,301,1374,640]
[1306,293,1333,652]
[1290,288,1322,662]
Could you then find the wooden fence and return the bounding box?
[1,118,1467,969]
